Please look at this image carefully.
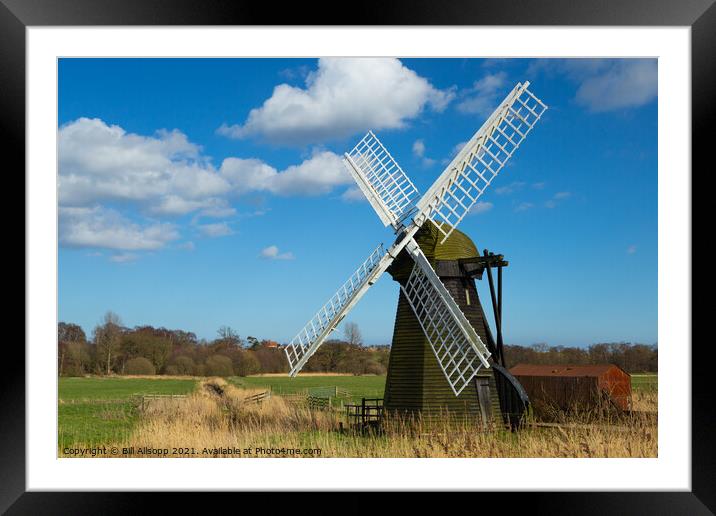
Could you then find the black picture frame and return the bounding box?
[5,0,710,512]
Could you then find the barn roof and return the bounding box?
[509,363,629,377]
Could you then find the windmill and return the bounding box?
[283,81,547,426]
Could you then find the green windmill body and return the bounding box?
[384,222,524,425]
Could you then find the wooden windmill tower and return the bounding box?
[284,82,547,427]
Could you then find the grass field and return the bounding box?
[58,377,197,449]
[227,375,386,400]
[630,373,658,392]
[231,373,657,396]
[58,373,657,456]
[59,377,198,400]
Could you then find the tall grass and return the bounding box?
[67,378,657,458]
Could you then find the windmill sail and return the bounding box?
[401,239,491,395]
[344,131,420,230]
[414,82,547,243]
[284,244,394,377]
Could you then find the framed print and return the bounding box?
[6,0,712,512]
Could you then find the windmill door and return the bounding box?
[476,377,492,424]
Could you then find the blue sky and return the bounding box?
[58,58,657,346]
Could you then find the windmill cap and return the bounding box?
[387,222,479,281]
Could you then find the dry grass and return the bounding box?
[72,378,657,458]
[632,389,658,413]
[247,372,360,377]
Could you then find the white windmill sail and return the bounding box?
[344,131,420,230]
[414,82,547,243]
[401,239,491,395]
[284,244,395,377]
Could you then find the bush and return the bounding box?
[124,357,156,375]
[234,350,261,377]
[173,355,195,376]
[205,355,234,377]
[164,365,179,375]
[365,361,386,375]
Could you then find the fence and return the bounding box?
[345,398,384,432]
[276,385,355,408]
[306,395,331,410]
[244,390,271,405]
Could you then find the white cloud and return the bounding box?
[627,244,638,255]
[412,139,426,158]
[514,202,534,212]
[494,181,526,195]
[217,58,455,144]
[57,118,366,255]
[60,118,355,211]
[530,59,657,112]
[197,222,233,238]
[59,118,228,209]
[260,245,295,260]
[220,150,350,196]
[341,187,367,203]
[110,252,139,263]
[452,141,467,156]
[177,241,195,251]
[151,196,214,216]
[411,139,436,167]
[457,72,509,116]
[59,206,179,251]
[470,201,493,215]
[545,191,572,208]
[576,60,657,112]
[442,140,469,165]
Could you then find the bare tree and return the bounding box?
[343,321,363,347]
[94,311,123,375]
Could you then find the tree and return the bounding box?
[255,347,288,373]
[58,322,87,376]
[94,311,123,375]
[205,355,234,376]
[62,341,91,376]
[124,357,156,375]
[233,350,261,376]
[212,326,244,352]
[58,322,87,345]
[343,322,363,347]
[173,355,195,376]
[117,326,174,373]
[217,326,240,342]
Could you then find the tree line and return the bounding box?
[503,342,658,373]
[58,312,657,377]
[58,313,389,377]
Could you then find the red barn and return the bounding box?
[509,364,632,412]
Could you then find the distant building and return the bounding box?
[262,340,280,349]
